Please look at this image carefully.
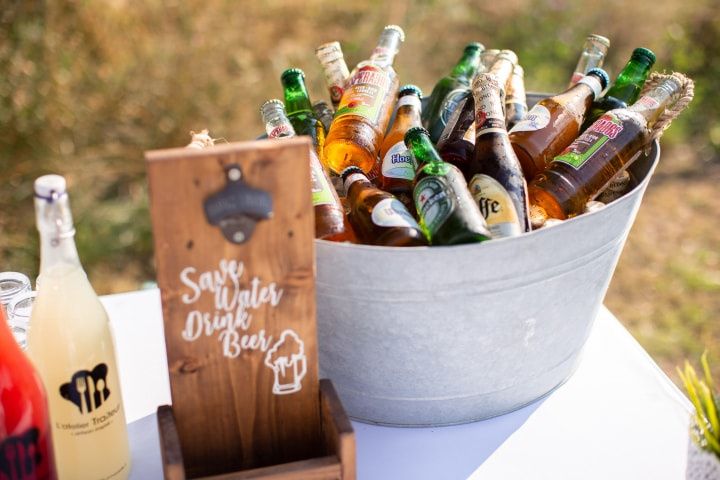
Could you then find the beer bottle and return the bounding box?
[315,41,350,110]
[469,73,530,237]
[423,42,484,142]
[487,50,518,103]
[529,75,685,220]
[568,34,610,87]
[505,65,527,129]
[405,127,491,245]
[436,93,475,179]
[582,48,656,130]
[281,68,326,159]
[480,49,500,71]
[341,167,427,247]
[261,99,352,242]
[324,25,404,174]
[29,175,131,480]
[509,67,610,180]
[378,84,423,212]
[313,100,335,133]
[1,307,58,480]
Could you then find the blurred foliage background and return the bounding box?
[1,0,718,382]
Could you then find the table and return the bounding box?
[101,288,693,480]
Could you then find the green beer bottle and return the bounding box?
[281,68,326,159]
[582,48,656,130]
[405,127,491,245]
[423,42,484,143]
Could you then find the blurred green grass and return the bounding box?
[1,0,718,382]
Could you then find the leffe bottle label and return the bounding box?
[508,104,551,133]
[310,158,335,206]
[335,65,391,126]
[414,176,454,235]
[469,174,522,237]
[554,112,624,170]
[474,84,506,136]
[381,142,416,180]
[371,198,420,229]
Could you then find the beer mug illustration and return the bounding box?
[264,330,307,395]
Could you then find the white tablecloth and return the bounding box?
[101,288,692,480]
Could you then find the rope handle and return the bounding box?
[640,71,695,141]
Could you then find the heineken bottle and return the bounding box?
[405,127,491,245]
[281,68,326,159]
[582,47,656,130]
[530,75,686,220]
[424,42,484,143]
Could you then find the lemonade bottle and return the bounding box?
[28,175,130,480]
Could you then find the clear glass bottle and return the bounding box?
[568,34,610,87]
[323,25,404,174]
[28,175,131,480]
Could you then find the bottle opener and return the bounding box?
[203,164,273,244]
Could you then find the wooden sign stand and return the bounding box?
[146,138,355,479]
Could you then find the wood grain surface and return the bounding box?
[147,138,321,477]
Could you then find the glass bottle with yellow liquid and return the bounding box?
[28,175,130,480]
[323,25,404,174]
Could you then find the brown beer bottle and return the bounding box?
[505,65,527,130]
[341,166,428,246]
[378,85,423,212]
[261,99,353,242]
[324,25,404,174]
[509,68,609,181]
[529,75,686,220]
[436,94,475,179]
[469,73,530,236]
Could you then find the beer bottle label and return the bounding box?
[371,198,420,229]
[310,158,335,206]
[508,104,551,133]
[475,83,506,136]
[381,141,416,180]
[554,112,624,170]
[397,94,421,109]
[468,174,522,237]
[439,88,469,125]
[335,65,391,126]
[414,176,454,235]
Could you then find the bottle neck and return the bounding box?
[604,58,653,105]
[450,47,482,81]
[407,133,444,167]
[395,94,422,127]
[262,105,297,139]
[282,75,313,115]
[370,30,402,67]
[628,78,681,127]
[35,195,82,277]
[343,170,372,198]
[562,73,603,103]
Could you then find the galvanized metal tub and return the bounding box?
[315,135,660,427]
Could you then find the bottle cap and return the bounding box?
[404,126,430,145]
[587,34,610,48]
[260,99,286,120]
[465,42,485,52]
[340,166,365,181]
[281,68,305,82]
[399,84,423,98]
[586,67,610,89]
[34,174,67,201]
[631,47,656,66]
[383,25,405,42]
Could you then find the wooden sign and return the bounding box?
[146,138,351,478]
